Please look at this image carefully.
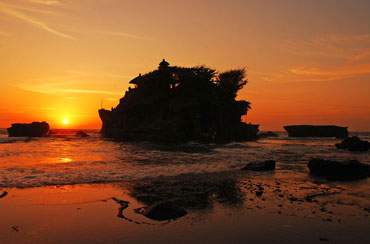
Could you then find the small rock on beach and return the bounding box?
[241,160,276,171]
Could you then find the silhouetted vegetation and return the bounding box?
[99,59,258,141]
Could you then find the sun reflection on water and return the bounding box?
[60,158,72,163]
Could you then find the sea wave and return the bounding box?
[0,137,35,144]
[0,128,8,135]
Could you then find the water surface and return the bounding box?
[0,130,369,243]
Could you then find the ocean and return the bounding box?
[0,129,369,188]
[0,129,369,244]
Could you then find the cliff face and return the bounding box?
[99,60,258,142]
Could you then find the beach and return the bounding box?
[1,181,369,244]
[0,130,369,243]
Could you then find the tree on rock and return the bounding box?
[99,59,258,142]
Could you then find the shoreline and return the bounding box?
[1,171,369,244]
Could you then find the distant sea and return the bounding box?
[0,128,369,188]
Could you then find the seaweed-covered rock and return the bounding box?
[135,201,187,221]
[99,60,258,142]
[284,125,348,138]
[241,160,276,171]
[308,158,369,181]
[335,136,370,152]
[7,122,49,137]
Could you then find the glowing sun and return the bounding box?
[62,118,69,125]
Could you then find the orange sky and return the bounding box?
[1,0,369,131]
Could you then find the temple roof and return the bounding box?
[159,59,170,68]
[129,73,142,84]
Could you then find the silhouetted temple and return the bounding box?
[99,60,258,142]
[158,58,170,69]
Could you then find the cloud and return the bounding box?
[257,63,370,84]
[347,49,370,63]
[0,2,74,40]
[18,83,123,95]
[107,31,141,40]
[316,34,370,43]
[81,30,141,40]
[298,34,370,50]
[16,74,124,95]
[290,63,370,77]
[28,0,62,6]
[52,88,123,95]
[285,33,370,62]
[65,70,132,79]
[267,33,370,84]
[9,4,64,15]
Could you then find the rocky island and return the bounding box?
[7,122,50,137]
[284,125,348,138]
[99,59,258,142]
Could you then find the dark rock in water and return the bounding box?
[7,122,49,137]
[11,226,19,232]
[0,191,7,199]
[76,131,89,137]
[308,158,369,181]
[319,238,330,242]
[241,160,276,171]
[99,60,259,142]
[259,131,278,138]
[135,201,187,221]
[289,197,297,202]
[284,125,348,138]
[335,136,370,152]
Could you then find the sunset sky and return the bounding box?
[1,0,369,130]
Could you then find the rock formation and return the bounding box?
[135,201,188,221]
[241,160,276,171]
[335,136,370,152]
[99,60,258,142]
[284,125,348,138]
[308,158,369,181]
[7,122,49,137]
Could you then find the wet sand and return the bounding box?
[1,171,369,244]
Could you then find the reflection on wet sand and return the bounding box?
[0,176,369,244]
[126,170,370,222]
[103,173,243,225]
[129,173,244,210]
[1,169,369,226]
